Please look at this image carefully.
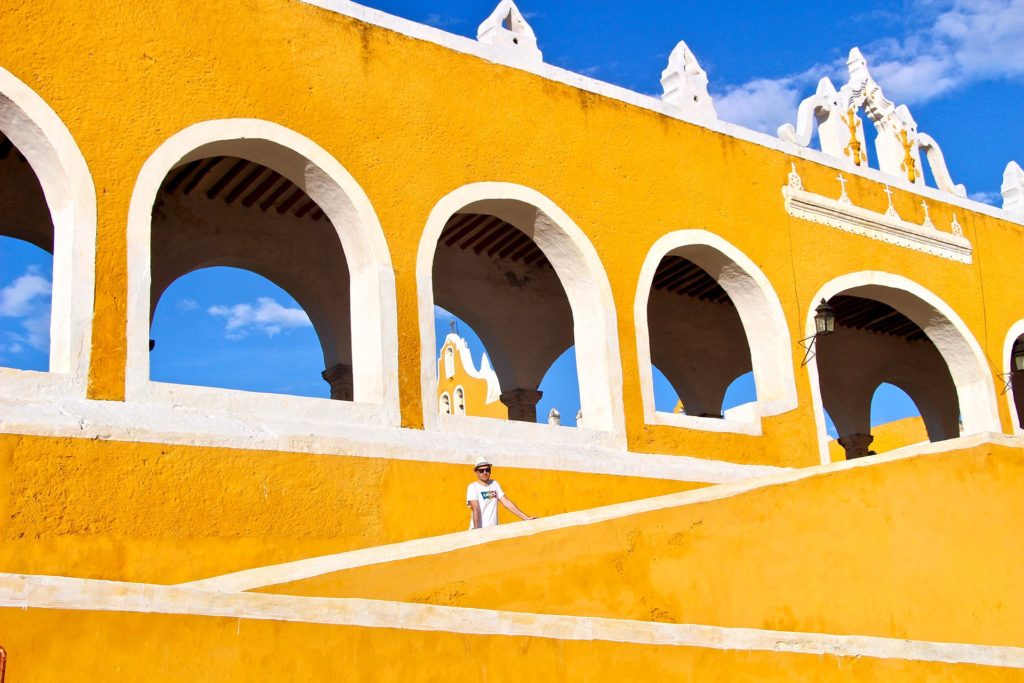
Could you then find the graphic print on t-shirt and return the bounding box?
[468,480,504,529]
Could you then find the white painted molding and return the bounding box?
[634,230,799,435]
[180,429,1020,593]
[0,390,781,486]
[1002,320,1024,434]
[660,41,717,123]
[299,0,1021,227]
[802,272,1002,465]
[4,574,1024,669]
[783,166,972,264]
[416,182,627,449]
[125,118,400,427]
[476,0,542,67]
[779,48,966,198]
[1003,161,1024,214]
[0,66,97,399]
[652,410,762,435]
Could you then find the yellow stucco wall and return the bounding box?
[0,433,700,584]
[1,0,1020,466]
[266,442,1024,648]
[1,607,1020,681]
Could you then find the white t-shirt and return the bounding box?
[466,480,505,529]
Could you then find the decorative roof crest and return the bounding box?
[779,47,966,198]
[1003,161,1024,214]
[660,40,717,122]
[477,0,543,65]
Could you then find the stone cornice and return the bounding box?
[783,166,972,264]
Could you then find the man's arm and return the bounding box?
[469,500,482,529]
[499,496,536,521]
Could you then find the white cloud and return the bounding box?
[177,298,198,312]
[0,267,52,318]
[714,0,1024,131]
[715,76,809,135]
[208,297,312,340]
[969,190,1002,205]
[20,314,50,351]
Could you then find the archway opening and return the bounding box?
[647,253,756,420]
[0,237,52,372]
[815,293,960,459]
[869,382,929,452]
[1010,336,1024,431]
[652,364,680,413]
[431,208,578,424]
[151,267,327,397]
[537,346,581,427]
[0,132,54,372]
[149,154,354,400]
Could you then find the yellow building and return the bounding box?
[1,0,1024,678]
[437,332,508,420]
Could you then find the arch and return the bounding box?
[868,381,930,451]
[440,391,451,415]
[150,266,328,397]
[536,344,581,427]
[444,344,455,379]
[1001,320,1024,434]
[454,385,466,415]
[126,119,398,424]
[0,66,96,391]
[805,271,1000,464]
[417,182,625,445]
[634,230,798,433]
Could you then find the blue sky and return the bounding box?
[2,0,1020,433]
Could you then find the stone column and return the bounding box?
[321,363,353,401]
[500,388,543,423]
[838,432,874,460]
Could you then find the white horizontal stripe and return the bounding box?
[2,574,1021,669]
[302,0,1023,228]
[181,430,1018,592]
[0,394,786,484]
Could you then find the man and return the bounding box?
[466,457,536,529]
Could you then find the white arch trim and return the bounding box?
[126,118,399,426]
[805,271,1001,464]
[634,230,798,435]
[0,66,96,397]
[417,182,626,448]
[1001,320,1024,434]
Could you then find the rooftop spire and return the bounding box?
[477,0,543,66]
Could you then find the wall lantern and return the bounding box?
[800,299,837,366]
[814,299,836,337]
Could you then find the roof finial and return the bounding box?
[660,40,717,123]
[477,0,543,65]
[1003,161,1024,214]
